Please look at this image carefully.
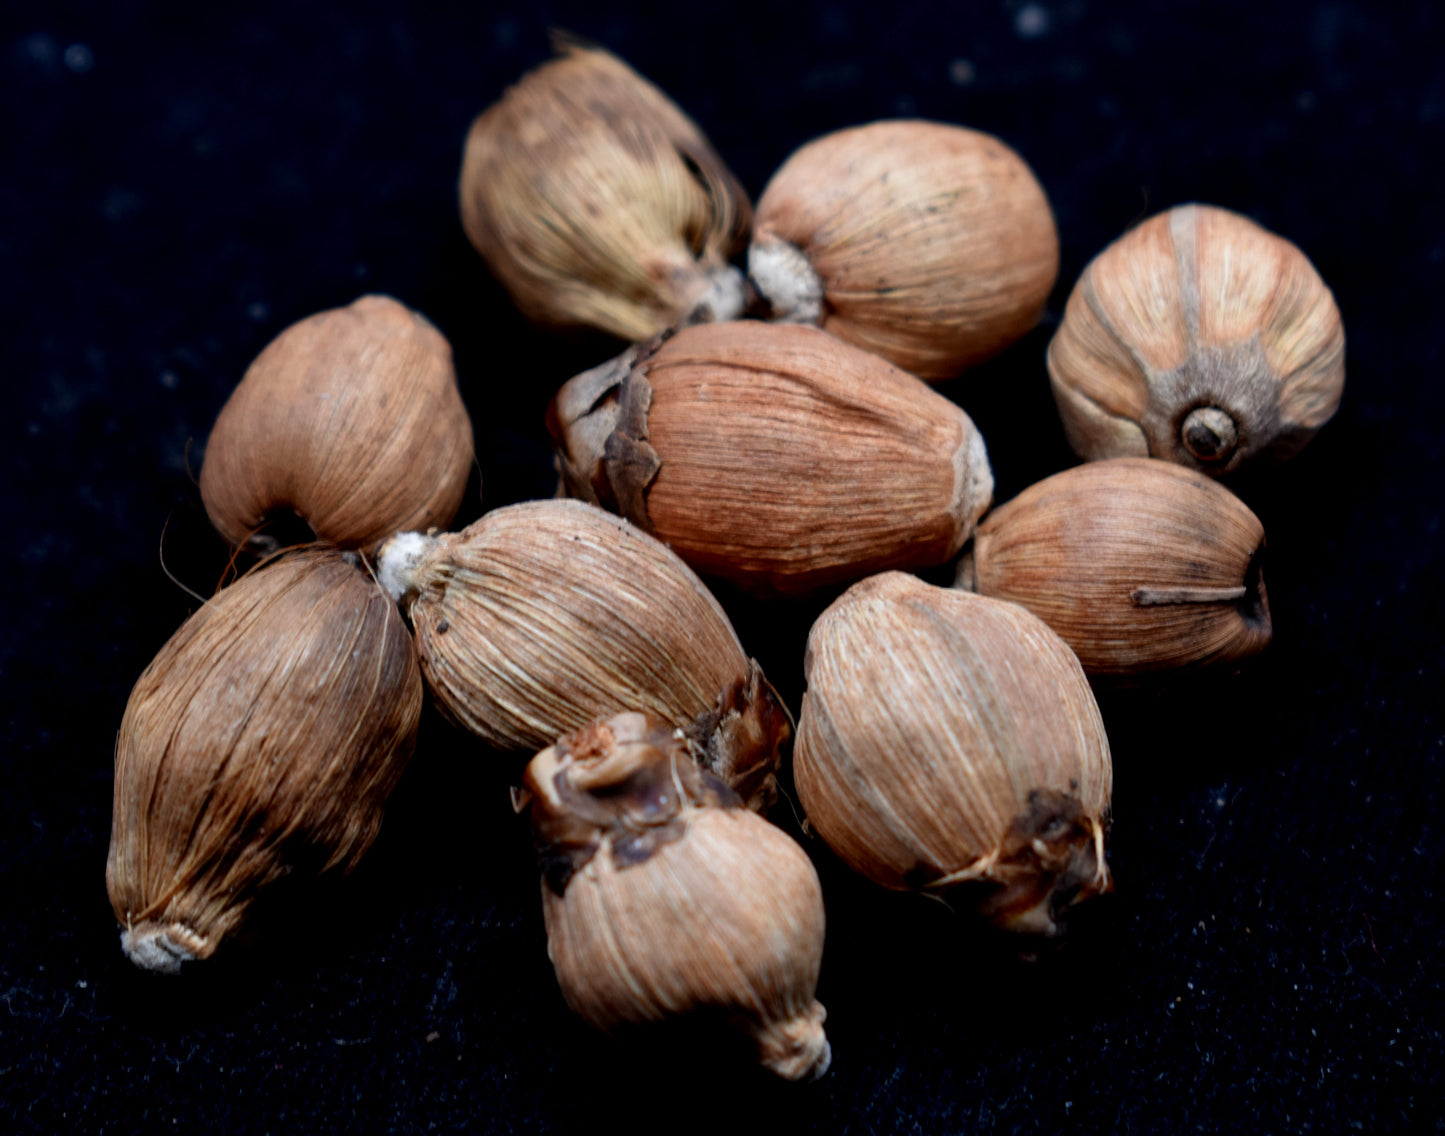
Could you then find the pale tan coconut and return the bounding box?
[795,572,1112,943]
[458,41,751,341]
[750,120,1059,379]
[1048,204,1345,475]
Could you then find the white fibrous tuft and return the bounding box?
[376,531,436,604]
[961,422,994,528]
[688,265,747,325]
[121,926,197,975]
[748,238,824,325]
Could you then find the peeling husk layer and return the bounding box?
[795,572,1112,943]
[458,41,751,341]
[548,321,993,597]
[376,500,789,810]
[957,458,1271,678]
[1048,203,1345,475]
[749,120,1059,380]
[522,713,830,1081]
[199,294,474,554]
[106,548,423,973]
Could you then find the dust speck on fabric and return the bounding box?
[64,43,94,74]
[1015,4,1050,39]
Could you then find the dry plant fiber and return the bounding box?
[106,547,423,972]
[459,40,751,341]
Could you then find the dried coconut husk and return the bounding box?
[520,712,830,1081]
[1048,204,1345,474]
[106,548,423,972]
[199,295,474,555]
[795,572,1112,945]
[376,499,789,811]
[548,321,993,597]
[956,458,1271,679]
[458,40,751,342]
[750,120,1059,380]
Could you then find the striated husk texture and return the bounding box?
[548,321,993,597]
[1048,203,1345,474]
[795,572,1112,943]
[106,549,423,973]
[200,295,474,554]
[957,458,1271,678]
[376,500,789,810]
[458,41,751,342]
[521,713,830,1080]
[749,120,1059,380]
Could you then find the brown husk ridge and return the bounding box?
[546,334,671,528]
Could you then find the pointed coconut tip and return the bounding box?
[120,921,209,975]
[686,265,748,326]
[754,1001,831,1081]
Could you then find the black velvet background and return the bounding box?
[3,1,1442,1132]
